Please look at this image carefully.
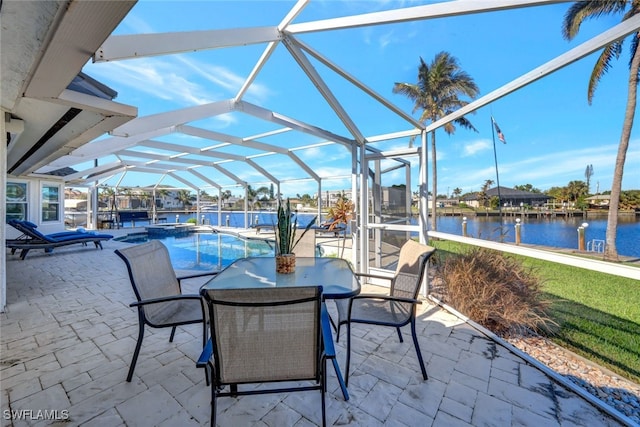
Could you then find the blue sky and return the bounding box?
[81,0,640,198]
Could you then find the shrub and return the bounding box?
[432,247,554,336]
[186,218,197,224]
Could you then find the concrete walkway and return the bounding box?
[1,231,629,426]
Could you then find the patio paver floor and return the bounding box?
[1,235,627,426]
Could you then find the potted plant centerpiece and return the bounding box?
[274,198,316,274]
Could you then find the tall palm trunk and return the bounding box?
[430,130,437,230]
[604,40,640,261]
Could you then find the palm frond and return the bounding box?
[562,1,628,40]
[588,42,622,103]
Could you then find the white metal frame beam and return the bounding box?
[54,127,176,167]
[210,164,246,187]
[69,166,132,185]
[178,125,286,154]
[235,0,309,101]
[117,145,281,185]
[236,100,354,146]
[94,27,281,63]
[177,125,318,180]
[110,100,234,138]
[63,160,124,182]
[283,35,366,144]
[287,0,565,34]
[292,37,423,129]
[187,169,222,190]
[167,172,199,191]
[117,149,224,165]
[134,139,247,161]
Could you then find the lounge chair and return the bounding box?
[8,220,95,239]
[315,221,346,237]
[6,219,113,260]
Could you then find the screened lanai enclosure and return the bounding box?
[3,0,640,310]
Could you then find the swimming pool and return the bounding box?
[117,231,275,272]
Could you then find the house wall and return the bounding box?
[5,175,66,239]
[1,115,6,312]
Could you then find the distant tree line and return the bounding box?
[453,180,639,210]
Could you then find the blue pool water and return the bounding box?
[118,232,275,271]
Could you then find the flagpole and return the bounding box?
[490,117,503,228]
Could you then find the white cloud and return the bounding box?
[299,146,323,159]
[298,145,351,163]
[439,142,640,193]
[87,54,272,110]
[209,113,237,129]
[462,140,491,157]
[121,14,155,34]
[379,30,395,49]
[88,59,219,106]
[175,56,272,103]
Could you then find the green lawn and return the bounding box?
[430,240,640,384]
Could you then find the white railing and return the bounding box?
[364,223,640,281]
[428,231,640,281]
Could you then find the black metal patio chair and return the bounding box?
[115,240,217,382]
[334,240,436,384]
[197,285,333,427]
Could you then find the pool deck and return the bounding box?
[1,225,635,426]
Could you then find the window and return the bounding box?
[6,182,28,222]
[41,184,60,222]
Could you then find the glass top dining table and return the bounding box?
[200,256,359,400]
[200,256,361,299]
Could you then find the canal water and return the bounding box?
[434,215,639,259]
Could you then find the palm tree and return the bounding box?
[99,187,115,210]
[255,186,271,201]
[584,164,594,194]
[156,189,169,210]
[478,179,494,212]
[393,52,479,230]
[120,188,133,209]
[221,190,232,209]
[175,189,192,212]
[566,180,589,204]
[138,191,151,209]
[246,185,258,211]
[563,1,640,261]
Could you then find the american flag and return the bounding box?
[492,117,506,144]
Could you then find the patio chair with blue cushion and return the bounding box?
[197,286,333,427]
[6,219,113,260]
[334,239,436,384]
[115,240,218,382]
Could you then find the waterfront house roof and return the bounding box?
[586,194,611,206]
[464,186,551,202]
[586,194,611,201]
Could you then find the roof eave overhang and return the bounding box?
[2,0,138,177]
